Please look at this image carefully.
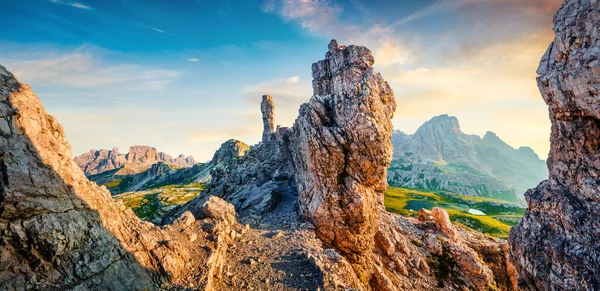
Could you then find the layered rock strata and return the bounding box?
[0,66,241,290]
[509,0,600,289]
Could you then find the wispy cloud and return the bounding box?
[2,46,180,91]
[263,0,414,67]
[50,0,92,10]
[151,27,165,34]
[392,0,450,26]
[137,23,166,34]
[187,58,200,63]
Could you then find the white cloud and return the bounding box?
[151,27,165,34]
[50,0,92,10]
[2,47,180,91]
[285,76,299,84]
[136,23,167,34]
[187,58,200,63]
[263,0,414,68]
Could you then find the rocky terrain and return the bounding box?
[4,3,596,286]
[390,115,547,202]
[163,40,517,290]
[0,65,245,290]
[78,140,247,195]
[75,145,197,176]
[509,0,600,289]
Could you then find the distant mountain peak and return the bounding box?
[416,114,462,136]
[390,115,548,202]
[483,131,499,139]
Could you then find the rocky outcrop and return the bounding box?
[289,39,396,281]
[509,0,600,289]
[210,139,249,165]
[261,95,275,142]
[174,40,516,290]
[0,65,241,290]
[390,115,547,202]
[75,145,196,176]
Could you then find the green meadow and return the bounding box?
[114,182,205,222]
[384,186,525,238]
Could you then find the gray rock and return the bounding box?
[509,0,600,289]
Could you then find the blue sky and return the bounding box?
[0,0,562,161]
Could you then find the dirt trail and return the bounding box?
[214,188,325,291]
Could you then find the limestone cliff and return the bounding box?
[509,0,600,289]
[0,65,242,290]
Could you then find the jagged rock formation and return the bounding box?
[182,40,516,290]
[509,0,600,289]
[0,65,242,290]
[390,115,547,202]
[1,38,522,290]
[211,139,249,165]
[75,145,196,176]
[289,40,396,281]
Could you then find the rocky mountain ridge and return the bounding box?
[75,145,197,176]
[390,114,547,202]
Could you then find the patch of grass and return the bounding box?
[384,186,524,238]
[447,210,511,237]
[114,182,206,222]
[103,179,123,188]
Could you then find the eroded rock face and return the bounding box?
[0,66,240,290]
[290,39,396,281]
[509,1,600,289]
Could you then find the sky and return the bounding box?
[0,0,563,161]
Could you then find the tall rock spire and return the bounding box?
[509,0,600,289]
[291,39,396,282]
[261,94,275,142]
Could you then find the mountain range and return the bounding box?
[75,142,249,194]
[389,114,547,202]
[75,145,197,176]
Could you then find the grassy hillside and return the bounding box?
[384,187,524,238]
[114,182,205,223]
